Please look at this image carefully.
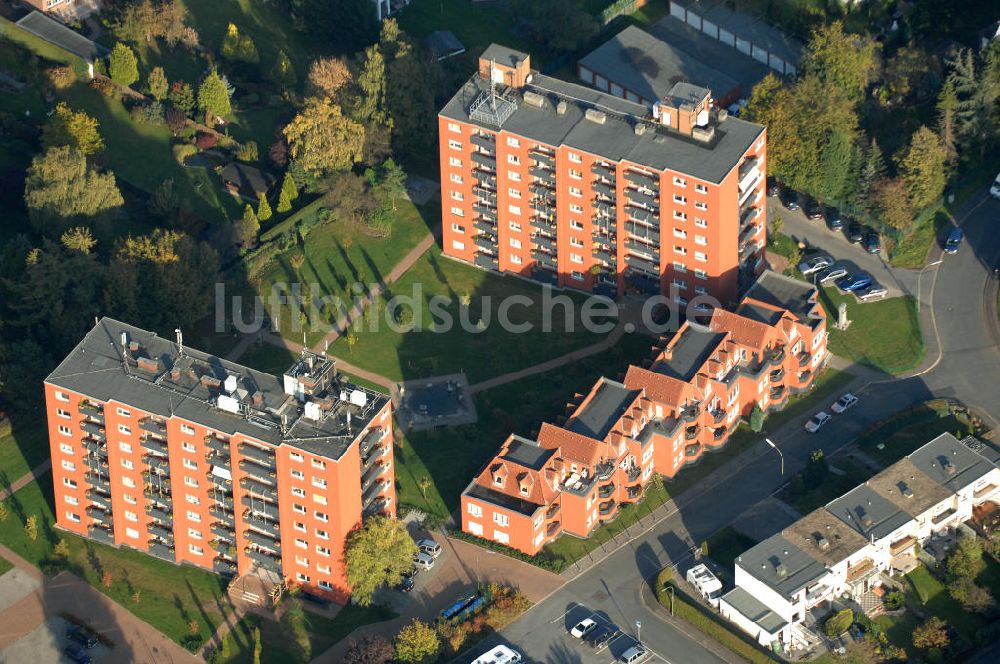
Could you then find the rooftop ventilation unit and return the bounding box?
[349,390,368,407]
[900,483,914,498]
[522,91,544,108]
[224,374,238,394]
[585,109,607,124]
[775,562,787,578]
[217,394,240,414]
[817,536,831,551]
[556,100,567,115]
[304,401,322,421]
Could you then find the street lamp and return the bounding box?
[668,586,674,616]
[916,259,943,312]
[636,618,642,643]
[765,438,784,476]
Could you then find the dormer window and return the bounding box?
[520,484,529,495]
[494,474,504,487]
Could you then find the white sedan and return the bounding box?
[804,411,831,433]
[570,618,597,639]
[831,393,859,414]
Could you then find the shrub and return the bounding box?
[824,608,854,637]
[195,132,218,150]
[449,530,565,572]
[884,591,904,610]
[236,140,259,162]
[173,143,197,164]
[46,66,76,90]
[165,107,187,134]
[89,77,118,98]
[653,567,673,606]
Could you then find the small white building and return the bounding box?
[686,563,723,606]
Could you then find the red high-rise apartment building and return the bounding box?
[46,319,394,604]
[461,271,827,555]
[439,45,766,306]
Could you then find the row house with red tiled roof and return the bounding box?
[461,271,826,555]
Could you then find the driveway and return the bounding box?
[771,198,920,298]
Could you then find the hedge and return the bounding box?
[448,530,566,573]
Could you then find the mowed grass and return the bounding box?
[704,526,756,570]
[0,553,12,577]
[0,474,230,646]
[329,249,616,384]
[398,0,531,61]
[889,210,947,269]
[855,399,974,467]
[260,199,433,348]
[819,287,924,375]
[784,456,869,515]
[0,419,49,486]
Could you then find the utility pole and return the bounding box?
[765,437,784,476]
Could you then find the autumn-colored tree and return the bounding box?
[345,516,418,606]
[102,570,113,588]
[801,20,879,100]
[283,97,364,176]
[872,178,914,232]
[238,204,260,248]
[344,634,393,664]
[288,253,305,274]
[198,69,232,118]
[277,172,298,213]
[897,126,947,210]
[61,226,97,254]
[355,45,389,127]
[42,103,104,155]
[24,515,38,541]
[108,42,139,87]
[25,146,124,234]
[912,616,949,650]
[221,23,258,64]
[53,539,70,558]
[394,619,441,664]
[257,193,272,222]
[147,66,168,101]
[308,55,351,98]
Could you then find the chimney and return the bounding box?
[523,91,544,108]
[775,562,787,578]
[556,100,567,115]
[584,109,606,125]
[816,536,831,552]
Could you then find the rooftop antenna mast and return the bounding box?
[489,58,499,112]
[175,328,184,357]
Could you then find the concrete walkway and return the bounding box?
[0,543,198,664]
[0,459,51,502]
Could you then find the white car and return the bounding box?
[831,393,858,414]
[570,618,597,638]
[417,538,442,558]
[804,411,831,433]
[797,254,834,275]
[990,172,1000,199]
[413,552,435,570]
[818,266,848,284]
[472,645,522,664]
[620,646,649,663]
[857,285,888,302]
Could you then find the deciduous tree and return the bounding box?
[147,66,168,101]
[912,616,949,650]
[270,49,296,88]
[108,42,139,87]
[283,97,364,176]
[198,69,232,118]
[897,126,947,210]
[24,146,124,234]
[344,634,393,664]
[42,103,104,155]
[872,178,913,231]
[344,515,418,606]
[307,55,351,98]
[60,226,97,254]
[801,20,878,100]
[393,619,440,664]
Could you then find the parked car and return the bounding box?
[818,265,849,284]
[836,272,873,292]
[990,171,1000,199]
[584,626,617,649]
[831,393,859,414]
[394,569,416,592]
[767,177,781,197]
[797,254,834,275]
[620,645,649,663]
[414,552,435,570]
[944,227,963,255]
[864,231,881,254]
[570,617,598,638]
[472,645,522,664]
[804,198,823,220]
[63,645,93,664]
[781,189,800,211]
[805,411,832,433]
[846,222,865,243]
[66,624,99,649]
[417,538,442,558]
[825,208,844,231]
[857,285,888,301]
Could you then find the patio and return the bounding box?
[392,373,478,432]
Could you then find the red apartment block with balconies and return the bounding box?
[461,271,826,555]
[439,44,767,306]
[46,319,394,604]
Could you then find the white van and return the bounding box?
[414,551,435,571]
[472,645,522,664]
[417,538,442,558]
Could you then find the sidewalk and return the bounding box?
[0,542,198,663]
[0,459,51,502]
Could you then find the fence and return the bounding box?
[600,0,651,25]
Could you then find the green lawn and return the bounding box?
[0,16,87,76]
[819,286,924,375]
[905,565,983,640]
[398,0,532,64]
[0,474,231,648]
[856,399,975,467]
[889,210,947,269]
[704,526,756,570]
[784,456,869,514]
[215,602,397,664]
[260,199,433,348]
[0,419,49,487]
[327,248,618,384]
[0,553,13,577]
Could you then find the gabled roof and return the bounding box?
[709,308,774,351]
[473,434,560,507]
[907,433,998,492]
[538,422,605,467]
[736,534,827,601]
[623,365,690,408]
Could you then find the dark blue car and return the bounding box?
[944,228,963,254]
[836,272,873,292]
[63,644,92,664]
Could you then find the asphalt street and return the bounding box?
[458,190,1000,663]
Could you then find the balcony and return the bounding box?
[624,221,659,243]
[598,482,616,499]
[362,444,390,473]
[796,351,811,367]
[240,476,278,498]
[244,511,281,536]
[593,181,615,198]
[143,455,170,475]
[932,507,957,525]
[545,502,561,520]
[244,529,281,552]
[140,418,167,437]
[530,146,555,160]
[148,541,175,561]
[624,169,658,187]
[529,166,555,183]
[80,420,106,438]
[626,465,641,483]
[595,462,615,481]
[531,215,557,233]
[599,500,617,516]
[532,251,558,271]
[204,435,230,455]
[238,458,277,483]
[474,253,500,271]
[709,408,725,424]
[148,522,173,539]
[473,233,499,251]
[242,496,280,520]
[680,403,702,422]
[82,437,107,455]
[470,133,495,151]
[144,484,171,501]
[624,254,659,277]
[474,171,497,188]
[890,535,917,556]
[532,234,557,253]
[769,386,787,403]
[238,443,276,469]
[86,471,111,491]
[213,558,238,576]
[209,490,235,509]
[86,505,111,521]
[685,442,702,458]
[363,495,391,517]
[205,450,230,468]
[211,520,235,539]
[769,368,784,384]
[625,189,658,210]
[361,462,390,492]
[846,558,877,584]
[244,546,282,572]
[146,505,172,522]
[546,521,561,537]
[88,525,114,545]
[471,152,496,169]
[87,459,110,474]
[86,489,112,510]
[210,504,235,526]
[141,436,168,455]
[472,185,497,202]
[684,425,699,441]
[363,479,389,506]
[473,217,498,234]
[78,400,104,417]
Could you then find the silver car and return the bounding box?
[818,265,849,284]
[857,285,888,302]
[797,254,834,275]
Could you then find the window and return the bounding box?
[58,425,72,437]
[569,186,583,198]
[185,494,200,505]
[694,201,708,211]
[506,136,520,148]
[695,286,708,296]
[571,271,585,281]
[508,187,521,199]
[183,458,197,470]
[569,169,582,180]
[314,511,328,522]
[312,477,327,489]
[449,173,464,186]
[672,279,687,290]
[467,503,483,518]
[673,228,687,239]
[694,251,708,262]
[694,217,707,228]
[448,139,462,150]
[55,391,69,403]
[569,203,583,214]
[695,184,708,193]
[450,206,464,218]
[293,504,306,514]
[316,545,331,557]
[295,555,309,566]
[508,204,521,216]
[673,176,687,187]
[451,240,465,251]
[180,424,195,435]
[123,493,137,505]
[449,157,462,167]
[116,407,131,417]
[509,170,521,182]
[292,487,305,498]
[187,510,200,522]
[520,484,529,495]
[59,442,74,455]
[188,528,202,539]
[673,262,687,273]
[296,573,310,583]
[448,122,461,133]
[125,510,138,522]
[570,253,583,264]
[316,529,329,540]
[66,511,81,523]
[121,459,134,470]
[291,469,305,480]
[317,564,331,575]
[118,424,131,435]
[509,221,521,232]
[493,512,509,526]
[694,235,708,246]
[510,238,522,249]
[64,494,79,506]
[673,210,687,221]
[450,190,464,201]
[507,154,520,165]
[695,269,708,280]
[184,477,198,488]
[62,478,77,489]
[189,545,204,556]
[295,538,308,549]
[125,527,139,539]
[61,460,76,472]
[122,476,136,488]
[181,441,195,453]
[570,237,584,248]
[673,194,686,205]
[570,219,584,230]
[293,522,307,533]
[451,223,464,233]
[673,246,687,255]
[494,530,510,544]
[57,408,70,419]
[568,152,582,163]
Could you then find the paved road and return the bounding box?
[459,189,1000,663]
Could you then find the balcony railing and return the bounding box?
[86,471,110,491]
[148,522,173,539]
[680,404,701,422]
[769,368,784,383]
[210,504,235,526]
[599,500,617,516]
[140,418,167,436]
[244,547,282,573]
[86,505,111,521]
[82,437,107,455]
[598,483,616,499]
[796,351,811,367]
[361,462,389,492]
[88,525,114,545]
[470,133,495,150]
[238,443,276,469]
[243,511,281,536]
[545,502,561,520]
[143,455,170,474]
[710,408,725,424]
[532,234,557,253]
[78,400,104,417]
[80,420,106,438]
[141,436,168,455]
[932,507,957,525]
[146,505,172,522]
[626,466,641,483]
[242,496,280,520]
[213,558,238,576]
[595,462,615,481]
[240,476,278,499]
[475,253,500,271]
[363,480,389,506]
[85,489,112,510]
[531,215,557,233]
[239,459,277,484]
[685,443,702,457]
[547,521,561,537]
[471,152,496,169]
[890,535,917,556]
[148,541,176,561]
[363,495,390,517]
[244,528,281,552]
[204,435,231,455]
[846,558,877,584]
[684,425,699,440]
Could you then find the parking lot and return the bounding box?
[552,606,668,664]
[0,615,112,664]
